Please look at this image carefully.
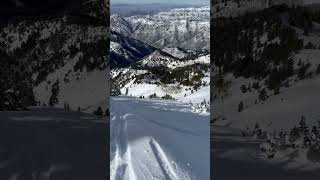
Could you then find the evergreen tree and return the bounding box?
[94,106,103,116]
[125,87,129,96]
[49,80,60,106]
[240,84,247,93]
[238,101,244,112]
[259,88,267,101]
[105,108,110,116]
[316,64,320,75]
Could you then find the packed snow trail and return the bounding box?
[110,96,209,180]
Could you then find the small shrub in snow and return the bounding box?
[238,101,244,112]
[149,93,157,99]
[240,84,247,93]
[259,88,267,101]
[161,94,174,100]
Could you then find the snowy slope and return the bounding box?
[212,13,320,131]
[211,4,320,174]
[112,52,210,111]
[213,74,320,131]
[110,96,209,180]
[0,14,108,112]
[0,0,109,111]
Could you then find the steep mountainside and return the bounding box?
[212,5,320,129]
[110,31,156,66]
[0,0,109,112]
[212,4,320,173]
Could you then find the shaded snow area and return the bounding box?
[0,107,107,180]
[212,126,320,180]
[110,96,209,180]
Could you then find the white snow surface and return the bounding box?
[110,96,209,180]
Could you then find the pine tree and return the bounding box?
[238,101,244,112]
[259,88,267,101]
[125,87,129,96]
[273,86,280,95]
[94,106,103,116]
[287,56,294,77]
[49,80,60,106]
[240,84,247,93]
[316,64,320,75]
[105,108,110,116]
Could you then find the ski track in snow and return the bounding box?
[149,138,178,180]
[111,101,136,180]
[110,96,209,180]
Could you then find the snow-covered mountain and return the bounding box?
[212,3,320,173]
[212,4,320,130]
[112,49,210,112]
[111,6,209,50]
[0,0,109,112]
[110,6,210,111]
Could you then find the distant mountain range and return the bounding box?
[110,3,206,17]
[111,6,209,51]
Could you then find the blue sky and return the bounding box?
[111,0,209,5]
